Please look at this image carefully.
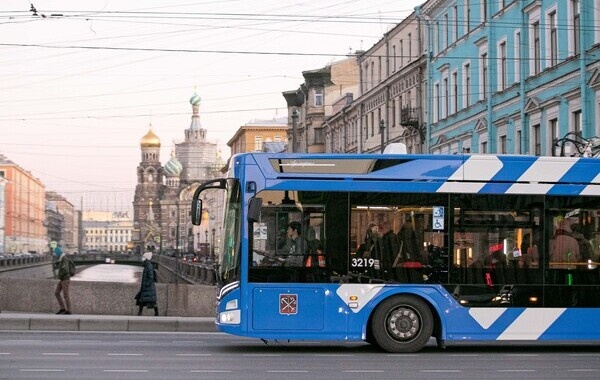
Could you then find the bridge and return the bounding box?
[0,253,218,316]
[0,253,217,286]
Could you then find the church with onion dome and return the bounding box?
[131,91,224,256]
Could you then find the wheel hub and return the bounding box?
[387,307,420,340]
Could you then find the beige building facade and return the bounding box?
[0,155,46,254]
[227,118,288,155]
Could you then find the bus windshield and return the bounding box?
[219,179,241,285]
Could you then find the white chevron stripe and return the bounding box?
[497,308,566,340]
[505,183,554,194]
[336,284,384,313]
[436,182,488,193]
[581,173,600,195]
[437,155,503,193]
[580,185,600,195]
[469,308,507,329]
[515,158,576,183]
[506,158,576,194]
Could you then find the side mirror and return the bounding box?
[191,198,203,225]
[248,197,262,223]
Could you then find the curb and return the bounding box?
[0,312,216,332]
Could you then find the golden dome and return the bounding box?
[140,127,160,148]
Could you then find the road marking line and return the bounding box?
[421,370,462,373]
[497,370,536,372]
[268,370,309,373]
[242,354,282,357]
[191,370,232,373]
[107,353,143,356]
[0,353,12,355]
[176,353,211,356]
[20,369,65,372]
[343,370,385,373]
[104,370,148,373]
[568,369,599,372]
[43,353,80,356]
[315,354,355,357]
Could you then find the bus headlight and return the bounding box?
[225,299,238,310]
[219,309,241,324]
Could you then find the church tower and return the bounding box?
[132,125,165,254]
[176,91,219,183]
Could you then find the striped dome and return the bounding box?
[164,152,183,176]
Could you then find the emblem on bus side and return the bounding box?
[279,294,298,315]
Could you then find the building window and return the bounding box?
[573,110,582,135]
[399,40,404,67]
[499,41,507,91]
[391,98,396,127]
[434,82,440,122]
[533,21,541,75]
[480,51,488,100]
[514,30,521,82]
[482,0,487,22]
[463,62,471,108]
[408,33,412,61]
[314,128,324,144]
[516,130,522,154]
[572,0,580,55]
[314,88,323,106]
[452,71,458,114]
[500,135,507,154]
[444,13,449,49]
[254,136,263,151]
[481,141,487,154]
[454,5,459,41]
[465,0,471,33]
[443,76,449,119]
[550,118,559,156]
[533,124,541,156]
[392,45,397,72]
[549,10,558,66]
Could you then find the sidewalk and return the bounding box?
[0,311,216,333]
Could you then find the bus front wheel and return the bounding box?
[371,295,433,353]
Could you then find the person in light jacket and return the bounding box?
[136,251,158,316]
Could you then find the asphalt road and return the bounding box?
[1,331,600,380]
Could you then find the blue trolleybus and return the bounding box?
[191,152,600,352]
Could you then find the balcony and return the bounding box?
[400,107,419,128]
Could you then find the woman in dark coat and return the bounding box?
[136,251,158,316]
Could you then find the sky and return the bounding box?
[0,0,421,213]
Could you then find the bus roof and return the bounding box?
[229,153,600,196]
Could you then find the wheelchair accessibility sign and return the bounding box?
[432,206,444,230]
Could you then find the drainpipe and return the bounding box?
[486,0,494,152]
[580,1,590,137]
[519,0,528,154]
[415,6,432,153]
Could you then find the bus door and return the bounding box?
[248,191,328,331]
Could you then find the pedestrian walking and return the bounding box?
[54,246,72,315]
[135,251,158,316]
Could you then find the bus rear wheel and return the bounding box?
[371,295,433,353]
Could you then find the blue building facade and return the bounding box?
[420,0,600,155]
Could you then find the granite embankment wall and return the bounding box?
[0,262,217,317]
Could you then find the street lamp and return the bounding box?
[204,230,208,258]
[211,228,216,261]
[291,109,299,153]
[379,119,386,153]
